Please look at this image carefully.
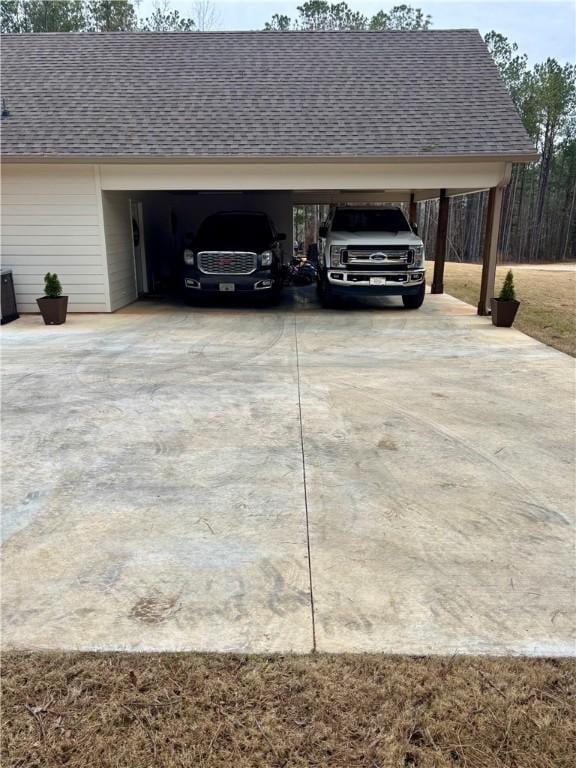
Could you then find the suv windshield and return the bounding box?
[332,208,411,233]
[195,212,274,251]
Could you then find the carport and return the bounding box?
[1,30,537,314]
[100,159,517,314]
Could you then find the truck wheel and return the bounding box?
[320,286,341,309]
[402,282,426,309]
[317,277,342,308]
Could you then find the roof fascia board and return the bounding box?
[0,153,539,165]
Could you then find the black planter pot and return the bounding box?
[491,297,519,327]
[37,296,68,325]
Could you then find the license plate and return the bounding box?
[219,283,235,292]
[370,277,387,286]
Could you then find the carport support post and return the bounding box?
[431,189,449,294]
[409,193,417,227]
[478,186,503,316]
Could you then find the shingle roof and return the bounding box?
[0,30,536,160]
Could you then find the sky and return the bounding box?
[139,0,576,64]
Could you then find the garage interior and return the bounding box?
[118,190,294,299]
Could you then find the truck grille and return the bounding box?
[198,251,257,275]
[345,246,413,265]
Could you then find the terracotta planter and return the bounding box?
[491,297,519,327]
[37,296,68,325]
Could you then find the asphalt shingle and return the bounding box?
[0,30,536,159]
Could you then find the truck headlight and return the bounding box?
[261,250,273,267]
[183,249,195,265]
[411,245,424,267]
[330,245,344,267]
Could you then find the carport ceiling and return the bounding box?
[293,188,499,204]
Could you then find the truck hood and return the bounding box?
[330,230,423,246]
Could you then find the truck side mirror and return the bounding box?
[319,225,328,238]
[276,232,287,241]
[411,224,419,235]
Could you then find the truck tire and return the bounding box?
[402,282,426,309]
[317,277,341,309]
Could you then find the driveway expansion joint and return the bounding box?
[294,318,317,653]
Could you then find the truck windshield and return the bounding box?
[196,212,274,251]
[332,209,411,233]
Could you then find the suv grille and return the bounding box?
[198,251,257,275]
[345,246,413,265]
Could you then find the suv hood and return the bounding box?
[330,230,423,246]
[195,236,272,252]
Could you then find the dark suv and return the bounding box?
[182,211,286,300]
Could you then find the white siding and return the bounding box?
[101,192,137,311]
[1,164,110,312]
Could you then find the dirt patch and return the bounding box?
[437,261,576,356]
[129,594,180,625]
[378,437,398,451]
[2,653,575,767]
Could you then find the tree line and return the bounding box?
[0,1,429,35]
[419,32,575,264]
[0,1,223,32]
[485,33,575,262]
[2,1,574,262]
[265,1,430,31]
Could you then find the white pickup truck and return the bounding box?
[317,206,426,308]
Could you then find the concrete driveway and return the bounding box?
[2,288,574,655]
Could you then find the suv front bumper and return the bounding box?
[183,267,280,293]
[326,270,425,296]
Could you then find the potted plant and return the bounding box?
[491,270,520,327]
[37,273,68,325]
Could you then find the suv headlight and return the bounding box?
[183,249,195,265]
[261,250,273,267]
[330,245,344,267]
[411,245,424,267]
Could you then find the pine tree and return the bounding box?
[86,0,136,32]
[498,270,516,301]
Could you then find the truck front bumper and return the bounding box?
[326,270,425,296]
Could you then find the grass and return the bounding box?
[2,653,575,767]
[437,262,576,357]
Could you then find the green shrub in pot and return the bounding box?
[37,272,68,325]
[491,270,520,327]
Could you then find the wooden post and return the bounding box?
[478,186,503,315]
[409,193,417,227]
[431,189,449,294]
